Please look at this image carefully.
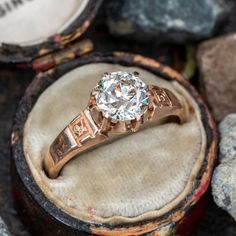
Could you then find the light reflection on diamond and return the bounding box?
[94,71,149,121]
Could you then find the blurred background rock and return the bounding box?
[106,0,236,43]
[0,217,11,236]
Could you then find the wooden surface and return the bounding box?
[0,2,236,235]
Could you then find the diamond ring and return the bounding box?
[44,71,186,178]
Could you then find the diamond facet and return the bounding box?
[94,71,149,121]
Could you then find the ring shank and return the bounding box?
[44,86,186,178]
[148,85,186,124]
[44,109,108,178]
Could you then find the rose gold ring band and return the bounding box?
[43,85,185,179]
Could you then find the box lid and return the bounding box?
[0,0,102,66]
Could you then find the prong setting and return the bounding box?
[93,71,149,122]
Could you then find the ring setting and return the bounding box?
[94,71,149,121]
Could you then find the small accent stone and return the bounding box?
[74,124,82,134]
[74,123,87,136]
[94,71,149,121]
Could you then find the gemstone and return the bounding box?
[94,71,149,121]
[74,124,83,136]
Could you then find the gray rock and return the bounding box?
[219,114,236,163]
[197,33,236,121]
[106,0,231,43]
[0,217,11,236]
[212,114,236,221]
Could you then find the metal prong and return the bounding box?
[100,117,111,134]
[130,117,142,132]
[89,94,96,105]
[133,71,139,77]
[103,72,109,77]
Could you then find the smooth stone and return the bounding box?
[106,0,231,43]
[197,33,236,121]
[0,217,11,236]
[212,114,236,221]
[219,114,236,163]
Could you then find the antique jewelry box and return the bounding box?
[4,0,218,235]
[11,52,218,235]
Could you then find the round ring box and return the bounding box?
[11,52,218,236]
[0,0,102,70]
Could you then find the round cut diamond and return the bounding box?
[94,71,149,121]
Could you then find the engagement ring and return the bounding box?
[44,71,185,178]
